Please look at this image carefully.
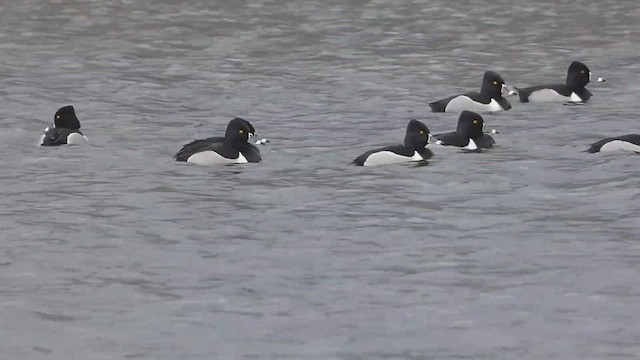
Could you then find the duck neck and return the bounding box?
[480,84,501,98]
[404,136,426,150]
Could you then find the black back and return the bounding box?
[429,95,455,112]
[54,105,81,129]
[175,117,261,162]
[586,134,640,153]
[434,131,471,147]
[182,141,241,161]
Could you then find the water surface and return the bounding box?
[1,1,639,359]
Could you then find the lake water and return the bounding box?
[1,0,639,359]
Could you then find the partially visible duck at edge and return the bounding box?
[586,134,640,153]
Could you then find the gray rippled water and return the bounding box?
[1,0,639,359]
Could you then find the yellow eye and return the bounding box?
[56,115,60,119]
[493,80,498,85]
[580,70,585,74]
[419,130,425,135]
[473,120,478,124]
[239,129,244,134]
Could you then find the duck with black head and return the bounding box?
[353,119,433,167]
[434,111,495,151]
[40,105,88,146]
[175,117,262,165]
[429,71,511,113]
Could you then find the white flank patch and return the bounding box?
[187,150,248,165]
[434,138,478,150]
[67,133,89,145]
[363,150,423,167]
[528,89,575,102]
[569,92,583,102]
[599,140,640,153]
[444,96,504,113]
[464,139,478,151]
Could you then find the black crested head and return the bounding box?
[480,71,506,98]
[566,61,591,89]
[404,119,431,149]
[54,105,81,129]
[225,117,252,148]
[231,117,255,136]
[456,111,485,139]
